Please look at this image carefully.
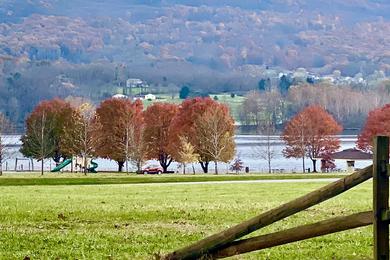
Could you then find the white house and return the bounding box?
[144,94,156,100]
[112,94,128,99]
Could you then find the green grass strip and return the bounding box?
[0,173,345,186]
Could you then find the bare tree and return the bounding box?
[0,113,15,175]
[253,120,277,173]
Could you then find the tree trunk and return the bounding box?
[312,159,317,173]
[0,152,3,175]
[200,161,209,173]
[183,163,186,175]
[268,159,271,174]
[117,161,124,172]
[40,154,44,176]
[214,161,218,175]
[302,156,305,173]
[159,154,172,173]
[83,155,87,176]
[136,161,142,173]
[126,160,129,175]
[192,163,196,175]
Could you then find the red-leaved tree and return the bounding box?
[357,104,390,152]
[143,103,179,173]
[95,98,144,172]
[169,97,235,173]
[281,105,342,172]
[21,98,75,174]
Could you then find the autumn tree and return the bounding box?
[281,105,342,173]
[0,113,14,176]
[357,104,390,152]
[143,103,178,172]
[20,111,56,175]
[194,105,235,174]
[177,136,199,174]
[126,112,145,173]
[95,98,144,172]
[169,98,235,173]
[61,102,101,175]
[21,99,75,174]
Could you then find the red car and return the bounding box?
[141,165,163,174]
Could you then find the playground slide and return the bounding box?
[87,160,98,173]
[51,159,72,172]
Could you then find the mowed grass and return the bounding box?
[0,179,373,259]
[141,93,245,121]
[0,171,346,186]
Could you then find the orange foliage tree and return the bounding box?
[143,103,179,173]
[357,104,390,152]
[95,98,144,172]
[169,97,235,173]
[61,102,101,175]
[21,98,75,171]
[281,105,342,172]
[194,106,235,174]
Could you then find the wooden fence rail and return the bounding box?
[162,136,389,260]
[211,211,373,258]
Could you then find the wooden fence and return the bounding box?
[162,136,390,260]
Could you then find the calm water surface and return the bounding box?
[2,135,370,173]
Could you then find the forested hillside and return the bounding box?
[0,0,390,127]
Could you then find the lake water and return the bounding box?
[2,135,371,173]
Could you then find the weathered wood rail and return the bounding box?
[162,136,390,260]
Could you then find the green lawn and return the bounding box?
[0,178,373,259]
[141,93,245,121]
[0,172,346,186]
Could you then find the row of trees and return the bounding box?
[280,102,390,173]
[7,94,390,175]
[240,82,390,131]
[20,97,236,175]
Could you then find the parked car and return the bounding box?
[139,165,163,174]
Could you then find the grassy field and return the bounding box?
[0,176,373,259]
[0,172,346,186]
[142,93,245,121]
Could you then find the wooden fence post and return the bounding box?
[373,136,389,260]
[163,165,373,260]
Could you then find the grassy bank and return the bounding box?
[0,180,372,259]
[0,172,346,186]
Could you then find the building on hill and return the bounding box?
[112,94,128,99]
[125,78,149,97]
[144,94,156,100]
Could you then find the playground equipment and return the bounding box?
[14,158,34,172]
[51,157,98,173]
[87,160,98,173]
[51,159,72,172]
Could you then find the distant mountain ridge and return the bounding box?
[0,0,390,128]
[1,0,389,75]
